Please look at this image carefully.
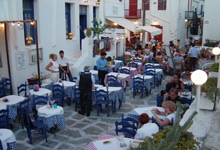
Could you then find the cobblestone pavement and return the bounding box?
[14,76,171,150]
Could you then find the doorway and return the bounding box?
[79,6,87,50]
[148,25,163,42]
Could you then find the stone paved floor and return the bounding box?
[13,76,171,150]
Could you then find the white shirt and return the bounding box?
[165,112,176,122]
[50,61,59,72]
[134,123,159,140]
[57,56,69,67]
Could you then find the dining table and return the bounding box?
[0,129,16,150]
[0,95,26,122]
[130,74,154,91]
[55,81,76,100]
[104,72,130,88]
[119,66,137,78]
[126,106,165,121]
[147,68,164,80]
[37,105,66,130]
[85,134,143,150]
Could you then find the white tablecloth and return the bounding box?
[38,105,64,118]
[106,72,130,80]
[29,88,52,96]
[0,129,16,150]
[55,81,76,87]
[133,106,165,119]
[120,66,136,71]
[0,95,25,110]
[97,87,122,93]
[93,137,142,150]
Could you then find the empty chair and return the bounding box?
[18,98,31,129]
[128,62,138,69]
[2,78,13,96]
[0,109,9,128]
[115,120,136,138]
[143,70,160,87]
[70,76,77,82]
[95,88,114,117]
[107,75,117,84]
[52,84,64,107]
[133,77,147,99]
[134,58,142,63]
[33,94,49,119]
[119,68,130,74]
[73,87,80,111]
[23,110,47,144]
[116,57,125,64]
[17,82,27,97]
[0,140,3,150]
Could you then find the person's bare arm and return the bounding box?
[154,115,170,127]
[45,62,53,72]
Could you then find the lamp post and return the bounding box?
[191,70,208,112]
[212,47,220,88]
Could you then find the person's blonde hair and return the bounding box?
[49,54,57,59]
[162,101,176,113]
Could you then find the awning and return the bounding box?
[106,17,138,33]
[137,26,162,36]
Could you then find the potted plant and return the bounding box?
[84,28,92,38]
[67,33,73,39]
[90,18,110,40]
[201,77,220,111]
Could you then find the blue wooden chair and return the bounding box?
[74,87,80,111]
[143,70,160,87]
[18,98,31,129]
[17,82,27,97]
[2,78,13,96]
[94,65,98,70]
[134,58,142,63]
[95,88,114,117]
[156,94,164,107]
[106,75,119,86]
[0,140,3,150]
[0,109,9,128]
[33,94,49,119]
[23,110,47,144]
[115,120,136,138]
[119,68,130,74]
[121,114,139,130]
[144,64,153,71]
[52,84,64,107]
[116,57,125,64]
[133,77,147,99]
[128,62,138,69]
[0,81,4,98]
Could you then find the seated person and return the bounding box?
[155,51,164,65]
[135,113,159,140]
[181,68,191,80]
[107,56,113,65]
[173,53,184,69]
[151,101,176,127]
[163,88,185,104]
[166,73,185,92]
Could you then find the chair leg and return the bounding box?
[107,105,109,117]
[96,103,99,116]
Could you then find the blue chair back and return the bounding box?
[106,75,121,87]
[156,94,164,107]
[116,57,125,64]
[18,98,30,128]
[71,77,78,82]
[128,62,138,69]
[0,81,4,98]
[2,78,13,95]
[94,65,98,70]
[144,64,153,71]
[133,77,145,89]
[143,70,155,76]
[33,94,49,110]
[119,68,130,74]
[115,120,136,138]
[52,84,64,107]
[74,87,80,111]
[121,114,139,129]
[151,59,159,64]
[134,58,142,63]
[95,89,109,102]
[17,82,27,97]
[0,109,8,128]
[153,65,163,69]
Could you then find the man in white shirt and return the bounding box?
[57,50,72,80]
[188,43,200,71]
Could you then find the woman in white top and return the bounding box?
[135,113,159,140]
[151,101,176,127]
[45,54,60,82]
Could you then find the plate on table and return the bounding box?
[103,141,111,144]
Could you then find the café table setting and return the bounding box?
[94,86,125,109]
[126,106,165,121]
[113,60,124,71]
[119,66,137,78]
[0,129,16,150]
[147,68,163,81]
[104,72,130,88]
[85,134,143,150]
[55,80,76,100]
[0,95,26,122]
[130,74,154,91]
[37,104,66,130]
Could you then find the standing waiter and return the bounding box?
[76,66,95,117]
[188,43,200,71]
[96,52,109,85]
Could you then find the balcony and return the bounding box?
[125,9,141,19]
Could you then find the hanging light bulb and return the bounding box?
[0,23,4,28]
[30,21,35,25]
[11,23,15,26]
[96,0,100,5]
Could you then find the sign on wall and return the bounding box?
[164,45,174,69]
[16,52,26,70]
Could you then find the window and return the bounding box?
[65,3,71,38]
[158,0,166,10]
[23,0,35,44]
[145,0,150,10]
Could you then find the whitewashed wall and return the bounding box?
[104,0,125,17]
[0,0,103,93]
[202,0,220,45]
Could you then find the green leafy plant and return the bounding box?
[201,77,220,110]
[90,18,110,40]
[210,63,219,72]
[132,103,199,150]
[85,28,92,37]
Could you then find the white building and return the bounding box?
[0,0,105,93]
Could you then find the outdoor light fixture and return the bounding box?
[96,0,100,5]
[83,0,88,3]
[11,23,15,26]
[30,21,35,25]
[212,47,220,55]
[191,69,208,112]
[0,23,4,28]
